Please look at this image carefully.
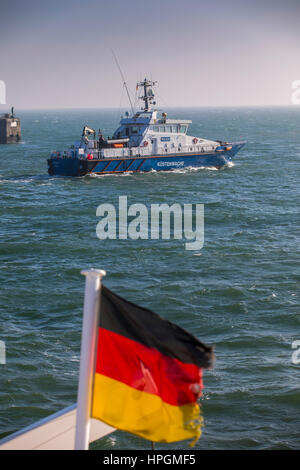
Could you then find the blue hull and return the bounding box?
[48,142,245,177]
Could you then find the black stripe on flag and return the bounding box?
[99,286,214,369]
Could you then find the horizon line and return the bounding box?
[0,104,298,112]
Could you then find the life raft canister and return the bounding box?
[87,153,93,160]
[143,140,149,147]
[193,138,198,144]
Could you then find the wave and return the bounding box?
[0,174,54,184]
[87,165,228,178]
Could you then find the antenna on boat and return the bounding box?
[111,50,135,116]
[136,78,157,111]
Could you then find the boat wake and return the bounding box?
[153,166,220,174]
[0,174,56,185]
[87,164,234,179]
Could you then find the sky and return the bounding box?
[0,0,300,109]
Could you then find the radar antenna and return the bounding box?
[136,78,157,111]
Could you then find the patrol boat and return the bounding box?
[48,79,245,176]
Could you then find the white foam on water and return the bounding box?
[88,171,134,179]
[149,166,221,175]
[0,175,54,184]
[86,162,234,178]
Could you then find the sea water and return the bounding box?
[0,107,299,449]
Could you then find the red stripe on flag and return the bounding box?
[95,327,203,406]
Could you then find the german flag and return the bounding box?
[92,286,214,445]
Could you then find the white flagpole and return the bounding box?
[75,268,106,450]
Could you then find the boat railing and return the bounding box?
[154,144,217,155]
[52,143,218,160]
[102,148,130,159]
[100,144,218,159]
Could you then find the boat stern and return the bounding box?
[48,157,85,177]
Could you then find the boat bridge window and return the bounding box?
[151,125,180,133]
[136,113,151,119]
[179,125,187,134]
[131,126,139,134]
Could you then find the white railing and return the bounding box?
[102,148,130,159]
[98,144,218,160]
[155,144,217,155]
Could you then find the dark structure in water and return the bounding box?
[0,107,21,144]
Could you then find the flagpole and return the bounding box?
[75,268,106,450]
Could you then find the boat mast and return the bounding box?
[111,50,135,116]
[137,78,157,111]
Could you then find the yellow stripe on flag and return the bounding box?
[92,373,203,444]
